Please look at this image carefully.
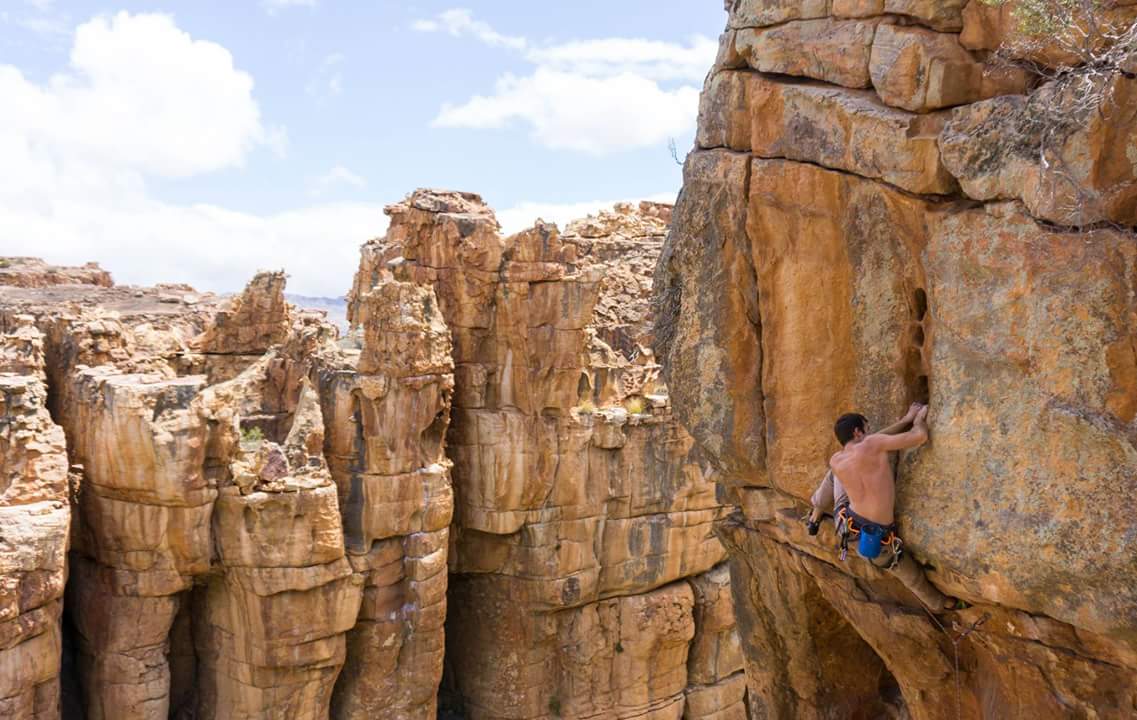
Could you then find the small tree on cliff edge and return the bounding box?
[981,0,1137,225]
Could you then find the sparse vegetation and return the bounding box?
[979,0,1137,223]
[615,640,625,654]
[548,696,561,716]
[0,259,10,269]
[240,426,264,444]
[575,399,596,414]
[623,396,646,415]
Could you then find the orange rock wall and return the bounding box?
[656,1,1137,717]
[350,191,745,720]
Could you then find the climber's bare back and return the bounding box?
[829,442,897,525]
[830,405,929,525]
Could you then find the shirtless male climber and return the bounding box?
[806,403,960,613]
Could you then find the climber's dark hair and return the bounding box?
[834,413,868,446]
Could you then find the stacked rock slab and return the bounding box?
[0,318,70,719]
[323,278,455,720]
[656,1,1137,717]
[0,264,453,719]
[348,192,745,720]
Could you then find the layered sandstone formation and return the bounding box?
[0,264,455,719]
[0,317,69,719]
[656,1,1137,718]
[0,194,744,719]
[349,193,744,720]
[0,258,112,289]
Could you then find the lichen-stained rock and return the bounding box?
[697,70,958,194]
[869,24,1030,111]
[0,325,70,720]
[684,565,746,720]
[746,158,934,500]
[727,0,829,28]
[450,413,725,608]
[323,273,455,720]
[833,0,968,30]
[344,191,734,719]
[683,673,748,720]
[67,557,182,720]
[189,271,295,385]
[67,371,215,587]
[653,151,764,488]
[960,0,1137,68]
[940,75,1137,226]
[663,1,1137,713]
[905,202,1137,638]
[735,18,881,89]
[331,529,449,720]
[446,576,696,720]
[687,566,743,687]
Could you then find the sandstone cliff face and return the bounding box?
[349,193,744,720]
[0,317,69,719]
[656,1,1137,718]
[0,263,454,719]
[0,194,744,719]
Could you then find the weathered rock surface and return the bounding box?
[723,6,1031,112]
[697,70,958,194]
[2,191,742,718]
[0,258,112,289]
[348,191,740,719]
[0,320,69,720]
[658,1,1137,717]
[0,261,454,719]
[941,74,1137,226]
[869,23,1030,112]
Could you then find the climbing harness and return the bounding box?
[835,502,904,570]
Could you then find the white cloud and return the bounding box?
[414,8,714,155]
[496,192,676,236]
[0,12,382,297]
[435,68,700,154]
[2,12,273,178]
[24,0,54,11]
[527,36,717,82]
[0,196,385,298]
[261,0,317,15]
[412,9,526,50]
[310,165,366,196]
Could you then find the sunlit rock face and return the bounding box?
[0,191,744,719]
[0,318,69,720]
[348,191,743,720]
[0,263,454,720]
[656,1,1137,717]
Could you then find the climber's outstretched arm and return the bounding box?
[866,406,928,451]
[876,402,923,436]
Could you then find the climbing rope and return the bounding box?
[920,606,990,720]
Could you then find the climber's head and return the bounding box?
[834,413,868,446]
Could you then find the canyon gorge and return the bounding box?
[2,0,1137,718]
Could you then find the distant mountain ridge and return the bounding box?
[285,293,347,331]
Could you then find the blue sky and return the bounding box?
[0,1,725,295]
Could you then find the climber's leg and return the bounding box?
[882,550,951,612]
[810,470,836,512]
